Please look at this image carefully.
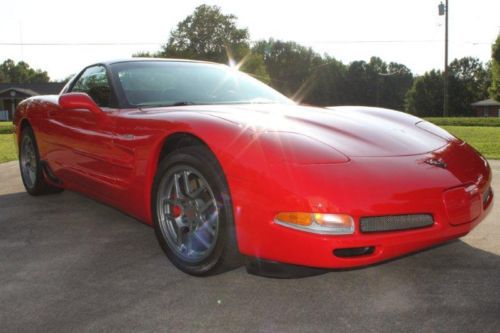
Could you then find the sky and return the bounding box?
[0,0,498,81]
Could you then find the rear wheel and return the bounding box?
[19,127,62,195]
[152,145,241,276]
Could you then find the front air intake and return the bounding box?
[360,214,434,233]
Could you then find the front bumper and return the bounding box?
[231,141,493,269]
[264,196,492,269]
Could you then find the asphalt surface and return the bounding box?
[1,160,499,333]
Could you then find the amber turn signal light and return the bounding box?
[274,212,355,235]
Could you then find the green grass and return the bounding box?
[0,122,17,163]
[425,117,500,127]
[443,126,500,159]
[0,121,14,134]
[0,133,17,163]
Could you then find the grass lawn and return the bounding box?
[443,126,500,160]
[0,122,16,163]
[0,133,16,163]
[426,117,500,127]
[0,121,13,134]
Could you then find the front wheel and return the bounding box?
[152,146,241,276]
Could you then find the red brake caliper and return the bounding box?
[172,205,182,218]
[170,194,182,218]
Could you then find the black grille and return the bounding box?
[360,214,434,233]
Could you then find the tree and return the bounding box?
[238,53,271,84]
[132,51,155,58]
[343,60,375,106]
[341,57,412,110]
[252,41,413,108]
[406,57,489,116]
[57,74,76,85]
[0,59,50,83]
[139,5,269,80]
[405,70,444,117]
[305,56,347,106]
[160,5,250,64]
[378,62,413,110]
[448,57,489,115]
[0,69,6,83]
[489,35,500,100]
[252,39,323,99]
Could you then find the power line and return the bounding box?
[295,40,492,45]
[297,40,443,44]
[0,40,492,46]
[0,42,162,46]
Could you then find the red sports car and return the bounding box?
[14,59,493,277]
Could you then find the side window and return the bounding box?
[71,66,113,107]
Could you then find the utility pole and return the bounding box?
[439,1,449,117]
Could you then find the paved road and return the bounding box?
[1,160,499,333]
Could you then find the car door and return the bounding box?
[46,65,118,201]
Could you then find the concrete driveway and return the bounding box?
[1,160,499,332]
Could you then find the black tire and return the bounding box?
[19,126,63,196]
[152,145,242,276]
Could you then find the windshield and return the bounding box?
[111,61,292,108]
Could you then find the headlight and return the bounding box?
[274,212,355,235]
[260,132,349,165]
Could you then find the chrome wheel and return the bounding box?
[20,134,37,189]
[156,165,219,263]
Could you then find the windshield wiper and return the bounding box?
[137,101,197,108]
[168,101,196,106]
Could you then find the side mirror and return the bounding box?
[59,92,103,115]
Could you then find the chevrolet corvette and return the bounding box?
[14,59,493,276]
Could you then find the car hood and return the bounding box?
[146,103,449,157]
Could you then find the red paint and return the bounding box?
[13,65,493,270]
